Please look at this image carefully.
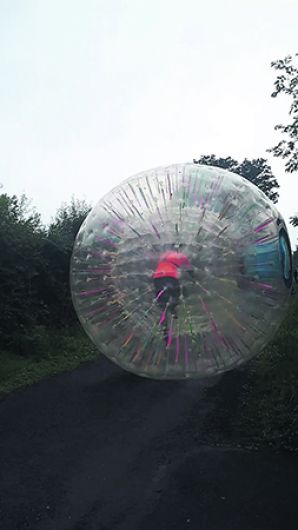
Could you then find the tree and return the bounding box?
[0,192,91,354]
[0,193,46,351]
[193,155,280,203]
[268,54,298,172]
[48,198,91,248]
[41,198,91,326]
[268,53,298,225]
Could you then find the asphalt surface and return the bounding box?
[0,356,298,530]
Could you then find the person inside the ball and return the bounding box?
[153,249,194,318]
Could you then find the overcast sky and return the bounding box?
[1,0,298,246]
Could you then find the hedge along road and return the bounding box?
[0,355,298,530]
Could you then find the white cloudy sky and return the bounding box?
[1,0,298,246]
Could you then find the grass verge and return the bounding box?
[235,294,298,451]
[0,327,98,397]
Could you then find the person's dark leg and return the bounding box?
[162,315,169,345]
[154,278,174,344]
[154,278,169,308]
[167,278,181,318]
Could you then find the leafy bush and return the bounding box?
[0,192,90,355]
[0,328,98,395]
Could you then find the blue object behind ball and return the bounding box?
[71,163,292,379]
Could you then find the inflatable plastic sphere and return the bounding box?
[71,163,293,379]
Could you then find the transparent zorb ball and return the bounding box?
[71,163,292,379]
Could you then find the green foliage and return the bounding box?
[9,326,52,359]
[48,197,90,249]
[193,155,279,203]
[0,193,46,349]
[40,198,91,327]
[0,328,98,396]
[268,54,298,226]
[0,191,91,354]
[237,296,298,450]
[268,54,298,174]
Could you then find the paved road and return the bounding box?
[0,356,297,530]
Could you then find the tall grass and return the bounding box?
[0,327,98,396]
[237,294,298,450]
